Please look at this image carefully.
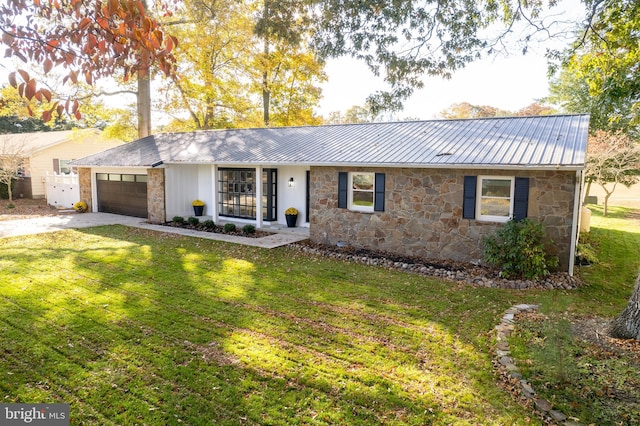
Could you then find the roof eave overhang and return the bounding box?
[157,160,585,171]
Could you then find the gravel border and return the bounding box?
[494,305,583,425]
[291,242,582,291]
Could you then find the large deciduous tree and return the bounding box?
[254,0,324,126]
[1,1,626,128]
[310,0,582,114]
[609,270,640,340]
[584,130,640,216]
[439,102,510,119]
[324,105,379,124]
[548,0,639,136]
[0,0,178,137]
[438,102,556,119]
[159,0,325,130]
[159,0,258,130]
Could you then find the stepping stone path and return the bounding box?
[494,304,580,425]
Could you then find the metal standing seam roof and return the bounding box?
[71,114,590,170]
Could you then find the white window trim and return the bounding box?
[348,172,375,213]
[59,159,74,175]
[476,175,515,223]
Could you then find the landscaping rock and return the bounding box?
[521,382,536,398]
[549,410,567,422]
[291,242,581,290]
[508,371,523,380]
[493,305,575,426]
[534,398,552,412]
[499,356,514,366]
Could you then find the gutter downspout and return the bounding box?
[568,169,584,276]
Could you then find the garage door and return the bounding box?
[96,173,148,218]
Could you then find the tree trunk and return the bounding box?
[609,270,640,340]
[263,69,270,127]
[261,0,270,127]
[137,74,152,138]
[7,179,13,202]
[584,181,592,204]
[601,182,617,217]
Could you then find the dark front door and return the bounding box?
[96,173,148,218]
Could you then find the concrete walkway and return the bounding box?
[0,213,309,248]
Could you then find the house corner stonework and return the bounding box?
[147,168,165,223]
[309,167,577,272]
[78,167,92,212]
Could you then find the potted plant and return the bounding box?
[73,201,88,213]
[285,207,298,228]
[192,199,205,216]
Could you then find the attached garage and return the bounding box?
[96,173,148,218]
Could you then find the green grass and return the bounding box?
[509,204,640,425]
[1,226,533,425]
[2,204,639,424]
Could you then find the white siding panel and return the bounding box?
[165,164,200,219]
[277,165,309,227]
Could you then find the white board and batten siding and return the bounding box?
[164,164,213,219]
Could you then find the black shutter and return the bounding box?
[513,177,530,221]
[338,172,348,208]
[53,159,60,174]
[462,176,477,219]
[374,173,385,212]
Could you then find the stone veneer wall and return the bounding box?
[78,167,92,212]
[147,168,166,223]
[310,167,578,272]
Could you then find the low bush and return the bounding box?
[172,216,185,224]
[201,219,215,230]
[73,201,88,213]
[223,223,236,233]
[242,224,256,235]
[575,242,598,266]
[483,218,558,280]
[188,216,200,226]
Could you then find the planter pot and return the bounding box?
[193,205,204,216]
[285,214,298,228]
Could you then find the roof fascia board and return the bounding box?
[159,161,584,171]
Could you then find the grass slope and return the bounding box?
[1,226,532,425]
[509,205,640,425]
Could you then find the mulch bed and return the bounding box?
[161,220,273,238]
[0,198,59,221]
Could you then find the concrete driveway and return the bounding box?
[0,212,308,248]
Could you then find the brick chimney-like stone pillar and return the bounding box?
[147,168,166,223]
[78,167,92,212]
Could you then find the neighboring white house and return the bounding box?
[1,129,124,199]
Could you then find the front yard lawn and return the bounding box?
[0,226,531,425]
[509,205,640,425]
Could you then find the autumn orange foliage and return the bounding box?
[0,0,178,121]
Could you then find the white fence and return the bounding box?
[45,172,80,209]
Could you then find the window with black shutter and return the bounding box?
[338,171,385,213]
[463,175,529,222]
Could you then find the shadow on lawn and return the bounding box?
[0,224,532,424]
